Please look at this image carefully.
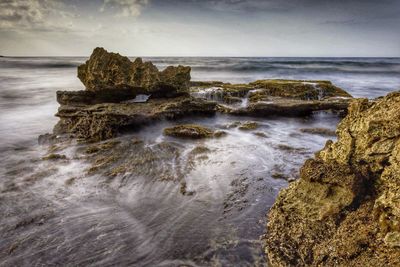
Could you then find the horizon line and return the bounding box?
[1,55,400,58]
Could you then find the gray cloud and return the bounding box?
[100,0,149,17]
[0,0,74,31]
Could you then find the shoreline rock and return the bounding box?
[78,47,191,98]
[264,91,400,266]
[54,96,217,141]
[50,48,353,142]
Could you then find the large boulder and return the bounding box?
[264,92,400,266]
[77,47,191,97]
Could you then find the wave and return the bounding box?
[1,57,399,74]
[0,58,82,69]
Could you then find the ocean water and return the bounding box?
[0,57,399,266]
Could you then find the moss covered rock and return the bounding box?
[264,91,400,266]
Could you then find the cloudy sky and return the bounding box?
[0,0,399,56]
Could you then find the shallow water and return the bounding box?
[0,57,399,266]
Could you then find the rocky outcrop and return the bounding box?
[264,92,400,266]
[78,47,191,97]
[51,49,353,142]
[54,96,217,141]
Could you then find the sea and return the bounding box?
[0,57,399,266]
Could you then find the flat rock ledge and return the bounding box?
[54,96,217,142]
[264,91,400,266]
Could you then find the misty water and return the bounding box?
[1,57,399,266]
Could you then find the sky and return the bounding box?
[0,0,399,57]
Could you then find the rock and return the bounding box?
[56,90,137,105]
[214,130,228,138]
[253,131,268,138]
[54,96,217,141]
[249,79,351,100]
[299,127,336,137]
[223,96,243,104]
[231,97,351,117]
[264,91,400,266]
[238,121,259,130]
[78,47,191,98]
[163,124,214,139]
[42,153,67,161]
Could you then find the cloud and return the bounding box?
[0,0,73,31]
[100,0,149,17]
[189,0,298,13]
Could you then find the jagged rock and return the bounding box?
[54,96,217,141]
[77,47,191,97]
[264,91,400,266]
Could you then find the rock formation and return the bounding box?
[51,49,353,142]
[264,91,400,266]
[78,47,191,97]
[54,97,217,141]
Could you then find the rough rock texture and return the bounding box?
[190,79,351,102]
[230,97,351,117]
[54,97,217,141]
[249,79,351,100]
[264,92,400,266]
[163,124,214,139]
[78,47,191,97]
[52,48,353,143]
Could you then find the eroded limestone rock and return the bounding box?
[264,91,400,266]
[78,47,191,97]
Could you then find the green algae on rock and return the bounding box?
[163,124,214,139]
[264,91,400,266]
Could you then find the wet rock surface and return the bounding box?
[54,96,217,141]
[264,91,400,266]
[163,124,215,139]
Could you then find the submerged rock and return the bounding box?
[238,121,259,131]
[163,124,214,139]
[299,127,336,137]
[264,91,400,266]
[78,47,191,98]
